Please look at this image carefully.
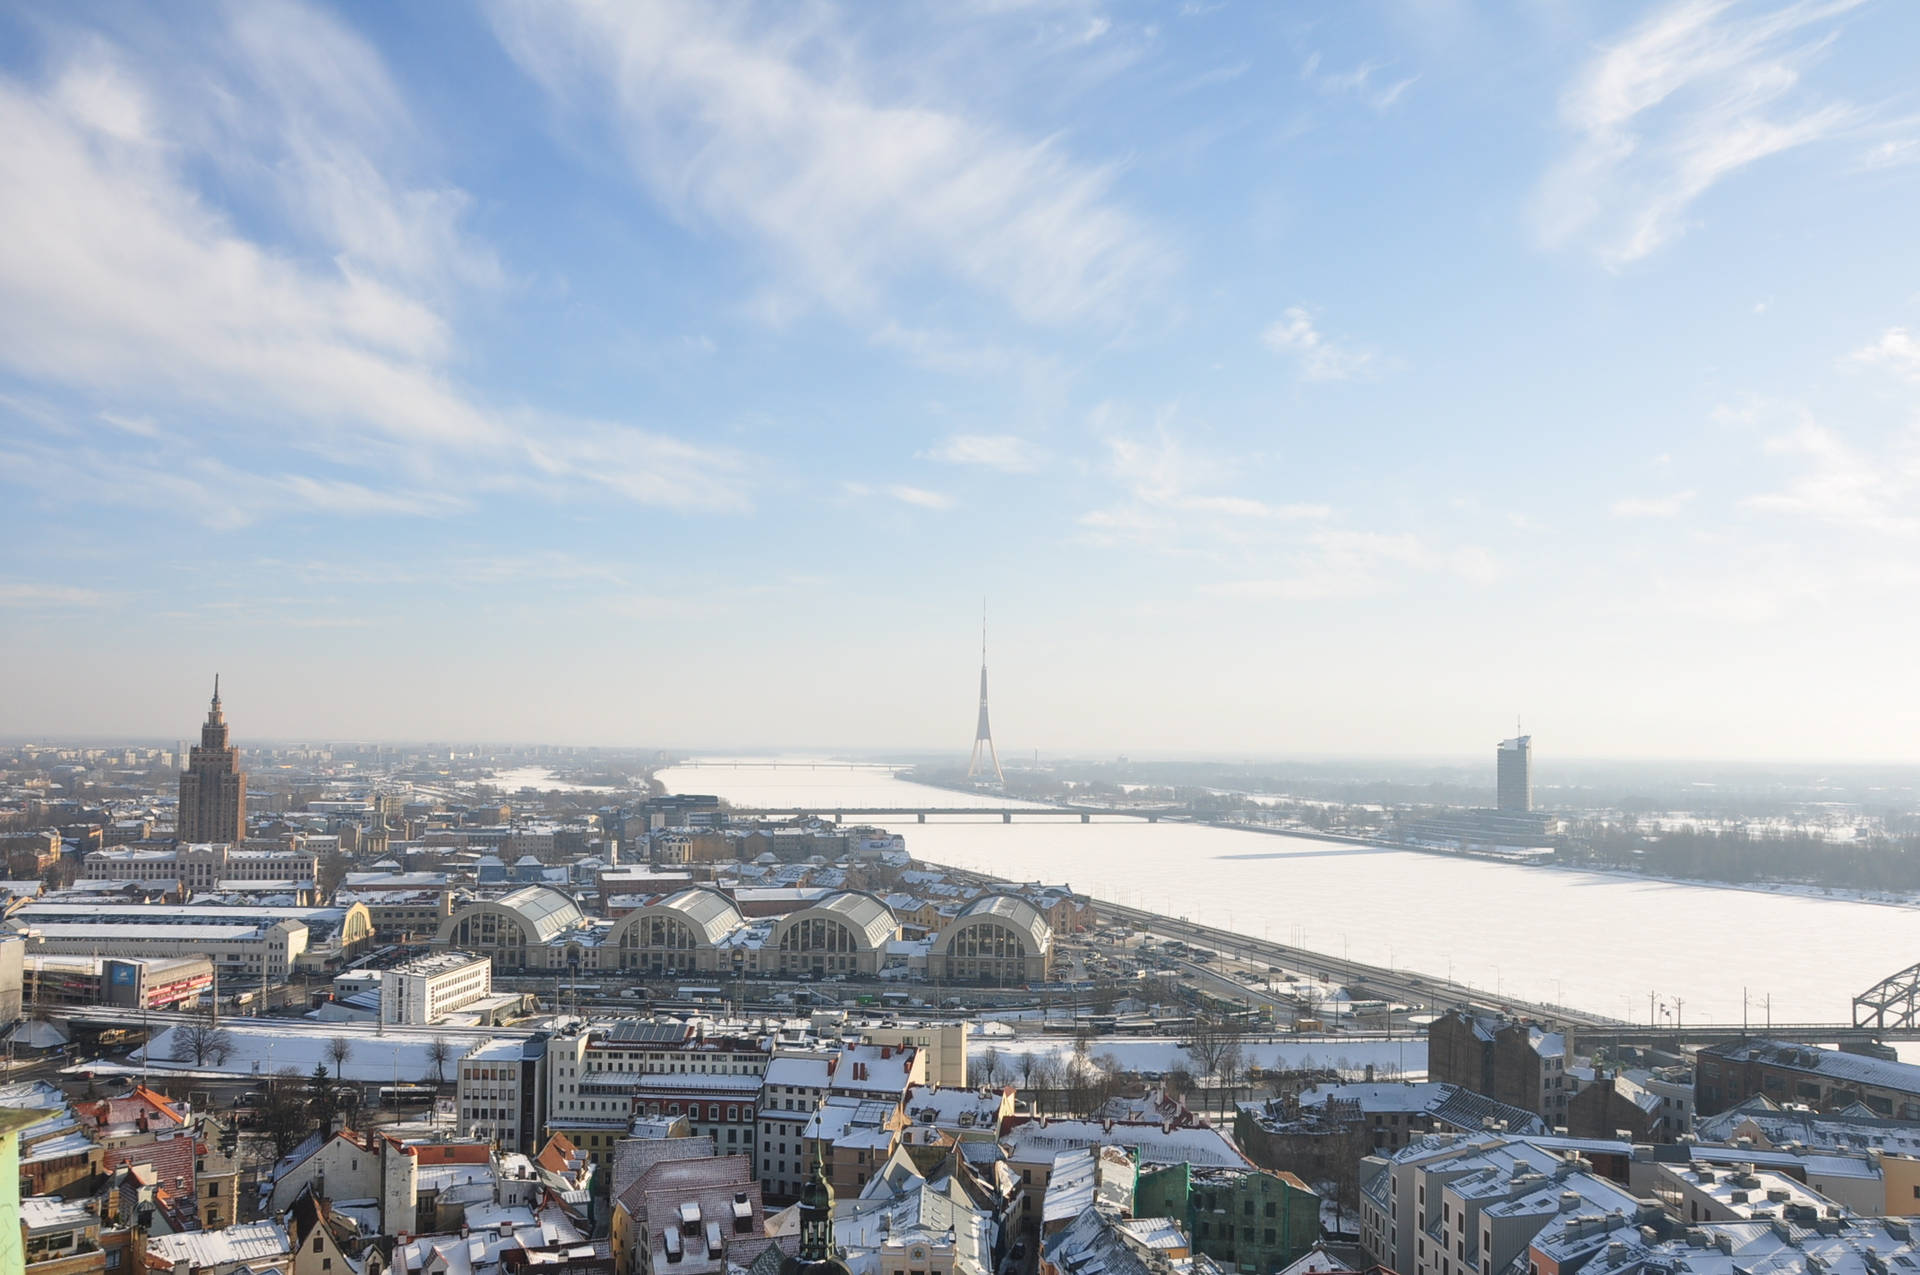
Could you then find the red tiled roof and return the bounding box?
[413,1141,493,1165]
[107,1130,196,1196]
[538,1133,582,1174]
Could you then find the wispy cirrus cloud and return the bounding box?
[1612,489,1697,518]
[922,433,1048,474]
[1745,419,1920,536]
[0,580,115,609]
[1261,307,1376,381]
[1078,423,1493,600]
[1076,427,1330,551]
[1534,0,1865,267]
[1302,52,1418,112]
[490,0,1167,325]
[842,481,956,511]
[1210,530,1496,601]
[0,2,748,524]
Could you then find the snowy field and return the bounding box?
[108,1022,478,1085]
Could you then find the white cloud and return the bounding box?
[0,437,471,531]
[869,322,1055,380]
[1535,0,1864,266]
[1611,489,1697,517]
[1845,327,1920,381]
[490,0,1166,324]
[1301,52,1419,112]
[1211,531,1497,600]
[923,433,1047,473]
[1745,420,1920,536]
[1261,307,1376,381]
[1076,428,1332,552]
[887,485,956,510]
[0,5,747,521]
[0,581,113,609]
[841,481,956,511]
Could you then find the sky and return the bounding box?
[2,0,1919,761]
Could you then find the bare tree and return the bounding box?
[1030,1055,1062,1115]
[317,846,349,898]
[171,1023,235,1066]
[1183,1013,1234,1081]
[425,1035,453,1086]
[1217,1036,1246,1120]
[1183,1012,1249,1119]
[326,1036,353,1075]
[974,1045,1004,1087]
[258,1067,309,1158]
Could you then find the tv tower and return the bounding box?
[966,603,1005,786]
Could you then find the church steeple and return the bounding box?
[782,1147,849,1275]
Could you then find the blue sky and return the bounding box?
[3,0,1919,760]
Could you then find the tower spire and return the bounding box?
[966,602,1005,786]
[212,673,221,710]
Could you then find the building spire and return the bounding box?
[966,602,1004,786]
[212,673,221,710]
[799,1143,835,1261]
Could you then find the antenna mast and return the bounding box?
[966,601,1005,786]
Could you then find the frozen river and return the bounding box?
[658,761,1918,1029]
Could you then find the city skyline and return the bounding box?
[3,2,1920,759]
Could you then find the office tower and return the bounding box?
[1496,734,1532,813]
[178,676,247,843]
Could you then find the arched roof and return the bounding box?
[438,885,584,945]
[609,887,747,948]
[769,891,898,951]
[929,893,1051,956]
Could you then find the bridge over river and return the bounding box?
[730,805,1178,823]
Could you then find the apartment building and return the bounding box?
[380,951,492,1025]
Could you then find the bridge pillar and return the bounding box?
[1003,812,1012,823]
[1081,813,1090,823]
[918,812,926,823]
[1148,814,1159,823]
[834,813,842,825]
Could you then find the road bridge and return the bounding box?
[730,805,1176,823]
[670,760,906,770]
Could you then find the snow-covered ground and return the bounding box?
[480,766,627,794]
[108,1022,476,1085]
[971,1034,1426,1080]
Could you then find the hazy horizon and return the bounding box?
[4,2,1919,760]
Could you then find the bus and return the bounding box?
[675,985,724,1001]
[379,1084,438,1107]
